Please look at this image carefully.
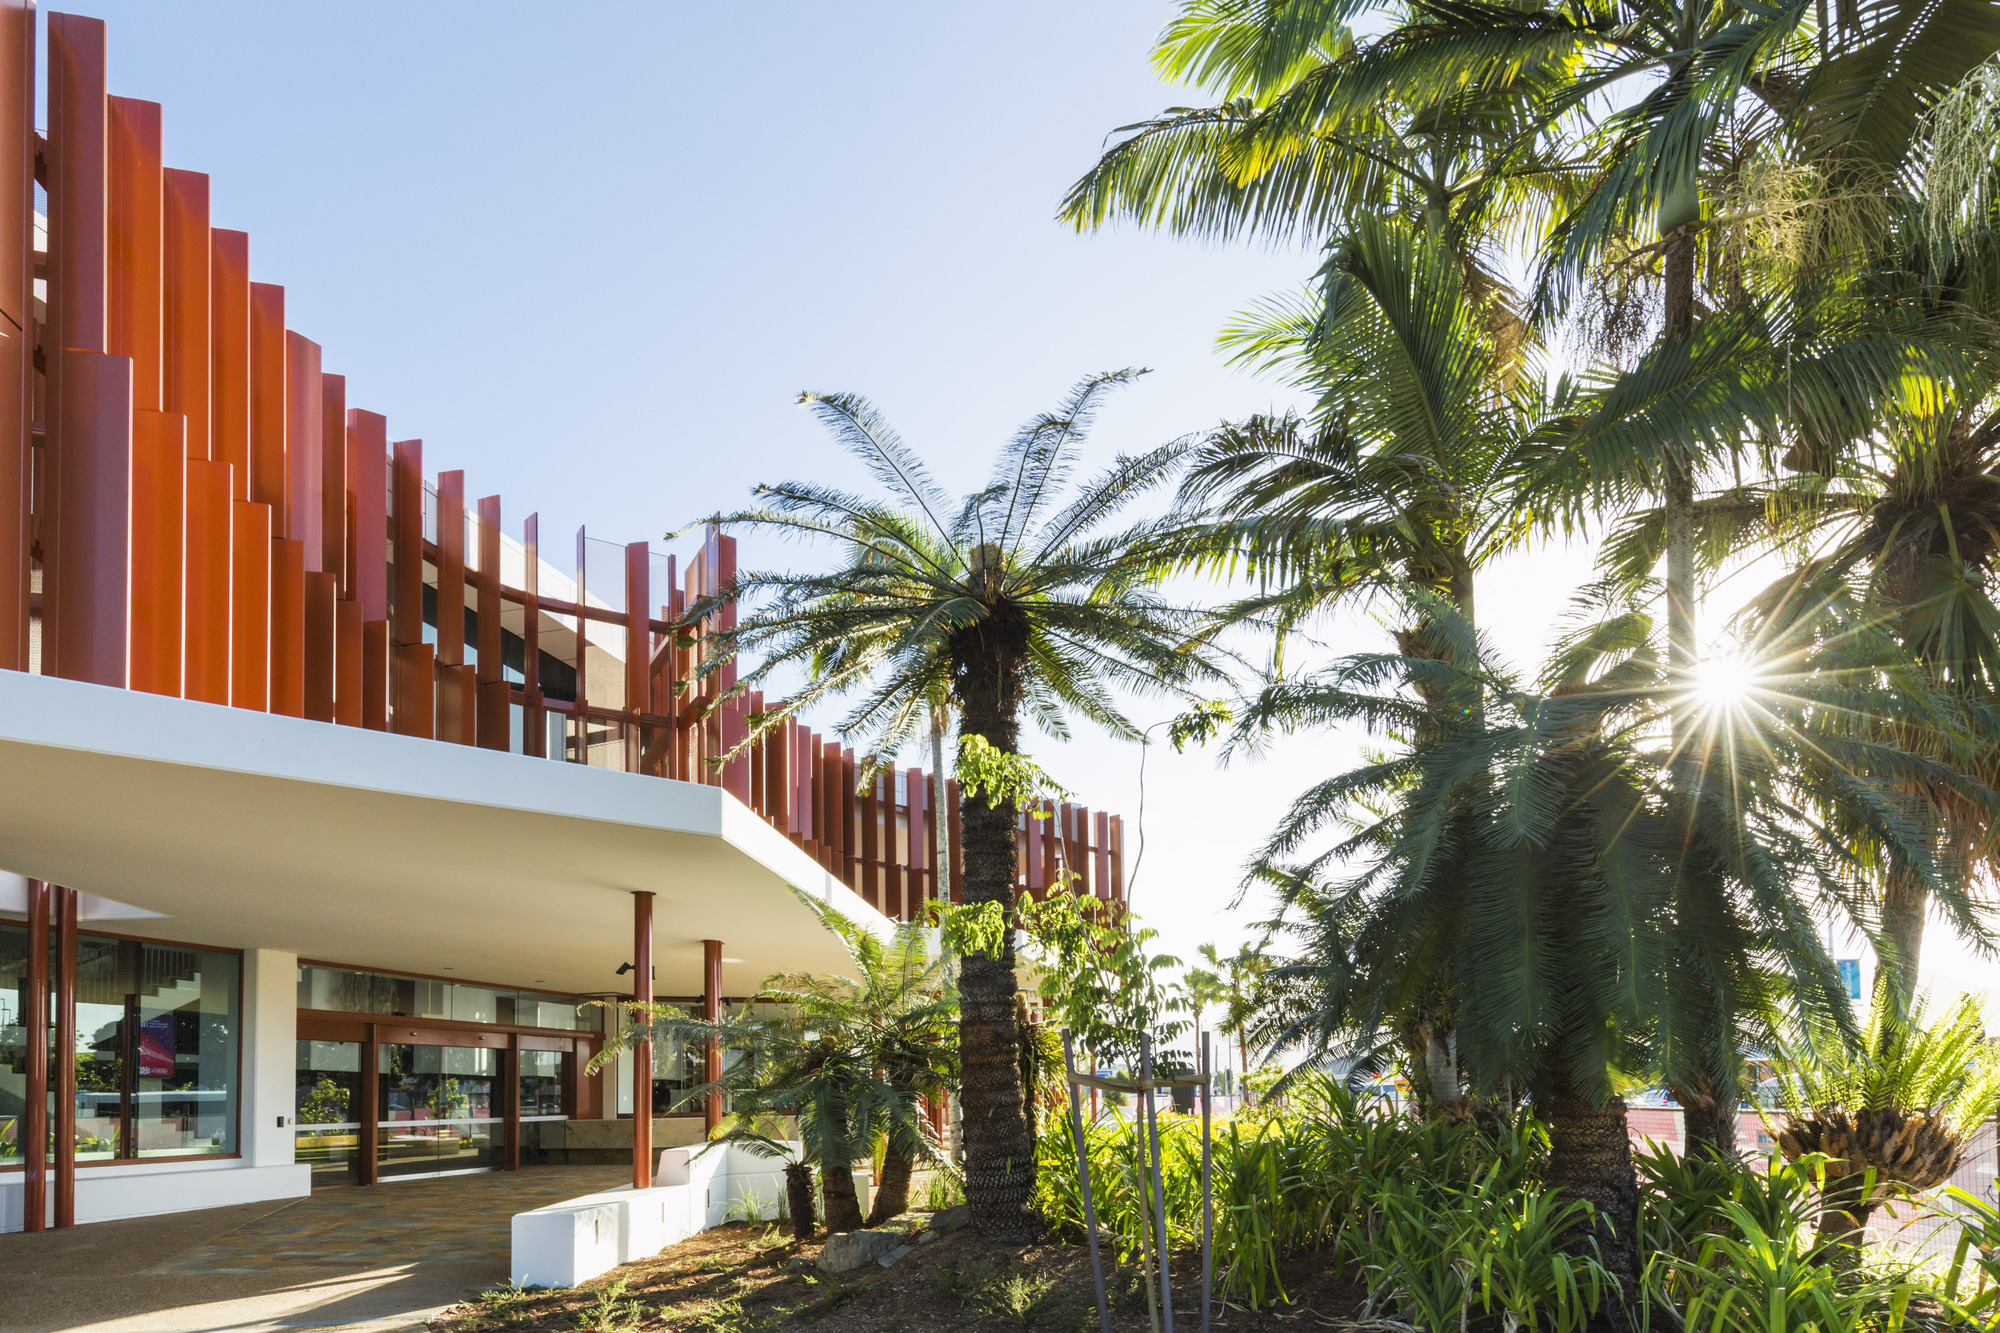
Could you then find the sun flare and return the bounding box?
[1694,654,1759,706]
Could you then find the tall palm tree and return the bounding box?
[1240,591,1930,1301]
[699,372,1218,1238]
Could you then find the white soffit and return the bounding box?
[0,672,883,997]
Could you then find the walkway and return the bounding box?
[0,1167,627,1333]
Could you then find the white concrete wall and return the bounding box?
[244,949,300,1167]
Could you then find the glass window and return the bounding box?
[0,921,38,1167]
[377,1044,498,1179]
[295,964,601,1033]
[295,1040,362,1187]
[520,1049,566,1117]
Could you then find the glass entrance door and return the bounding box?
[376,1043,500,1180]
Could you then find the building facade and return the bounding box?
[0,6,1126,1234]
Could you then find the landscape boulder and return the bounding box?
[818,1229,903,1274]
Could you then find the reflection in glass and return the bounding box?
[295,965,601,1032]
[377,1044,499,1179]
[0,922,37,1166]
[295,1040,362,1187]
[520,1049,565,1117]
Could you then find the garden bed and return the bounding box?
[434,1219,1365,1332]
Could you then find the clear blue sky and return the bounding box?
[47,2,1616,993]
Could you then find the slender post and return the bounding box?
[23,878,46,1231]
[1200,1034,1213,1333]
[1065,1031,1113,1333]
[55,887,77,1227]
[632,890,654,1190]
[703,939,723,1134]
[1142,1034,1175,1332]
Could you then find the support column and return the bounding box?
[23,878,46,1232]
[358,1024,379,1186]
[632,891,653,1190]
[503,1035,521,1172]
[55,886,77,1228]
[704,939,723,1135]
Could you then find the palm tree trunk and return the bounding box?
[1812,1174,1874,1271]
[820,1158,865,1234]
[785,1161,817,1241]
[951,612,1038,1240]
[1663,231,1698,758]
[1674,1078,1739,1161]
[1542,1059,1640,1321]
[1879,858,1927,1020]
[866,1143,915,1227]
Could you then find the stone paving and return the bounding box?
[153,1166,629,1273]
[0,1166,630,1332]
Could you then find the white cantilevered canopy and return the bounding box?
[0,671,884,996]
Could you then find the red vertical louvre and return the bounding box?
[162,170,210,460]
[248,284,285,523]
[434,470,471,744]
[389,440,428,736]
[860,770,881,910]
[270,538,305,717]
[107,97,162,412]
[347,410,387,619]
[284,333,321,567]
[128,411,184,696]
[821,740,844,876]
[883,769,905,920]
[334,597,362,727]
[44,13,111,668]
[572,527,587,757]
[1024,800,1044,901]
[1070,805,1092,900]
[907,765,928,915]
[476,495,507,750]
[230,500,271,710]
[714,533,750,800]
[625,541,648,766]
[1094,810,1112,904]
[0,0,30,672]
[320,374,345,588]
[361,618,389,731]
[303,570,335,722]
[522,511,543,756]
[210,231,250,498]
[1109,816,1126,907]
[52,351,130,688]
[841,748,858,890]
[183,459,231,705]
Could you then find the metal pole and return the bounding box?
[1142,1034,1175,1332]
[1201,1034,1213,1333]
[1065,1031,1113,1333]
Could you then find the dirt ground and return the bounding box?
[432,1219,1365,1332]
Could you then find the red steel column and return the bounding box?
[52,350,132,687]
[632,891,654,1190]
[54,886,78,1229]
[44,13,111,672]
[0,0,31,671]
[23,878,46,1232]
[703,939,723,1135]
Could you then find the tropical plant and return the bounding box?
[1773,992,2000,1260]
[700,371,1219,1236]
[591,898,957,1234]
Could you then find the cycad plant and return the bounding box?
[1773,993,2000,1261]
[701,371,1217,1237]
[593,899,957,1235]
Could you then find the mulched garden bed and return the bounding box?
[433,1220,1366,1331]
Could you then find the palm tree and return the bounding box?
[594,899,957,1235]
[1197,940,1272,1102]
[700,372,1218,1238]
[1239,591,1921,1299]
[1774,994,2000,1263]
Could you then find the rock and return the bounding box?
[931,1204,970,1233]
[916,1230,937,1244]
[881,1211,929,1231]
[876,1244,914,1268]
[784,1256,812,1274]
[818,1229,903,1274]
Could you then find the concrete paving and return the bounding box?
[0,1168,628,1333]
